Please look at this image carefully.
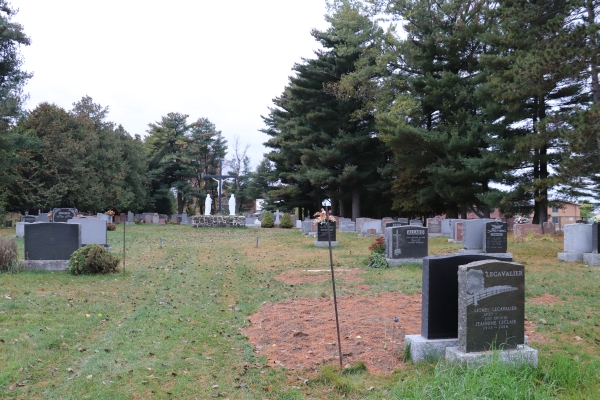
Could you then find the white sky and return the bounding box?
[16,0,330,169]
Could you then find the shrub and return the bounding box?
[134,218,142,225]
[261,212,275,228]
[69,245,120,275]
[0,237,19,273]
[107,223,116,231]
[367,252,389,268]
[279,213,294,229]
[369,237,385,254]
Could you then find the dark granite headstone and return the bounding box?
[421,253,513,340]
[24,223,81,260]
[427,218,442,234]
[410,219,424,226]
[386,226,428,259]
[386,221,407,228]
[484,222,508,253]
[458,260,525,352]
[542,221,556,235]
[5,220,12,228]
[317,222,336,242]
[21,215,37,223]
[52,208,78,223]
[592,223,600,254]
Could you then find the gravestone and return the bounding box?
[245,217,255,226]
[159,214,168,222]
[340,221,356,232]
[182,212,188,224]
[24,223,81,261]
[290,214,298,227]
[5,220,12,228]
[458,260,525,352]
[584,223,600,265]
[483,222,508,253]
[421,253,513,340]
[295,220,302,229]
[37,213,50,222]
[386,221,407,228]
[361,220,382,235]
[16,222,27,237]
[410,219,424,226]
[114,215,121,224]
[513,223,542,238]
[317,222,336,242]
[67,218,108,246]
[381,217,394,232]
[52,208,78,223]
[273,210,283,226]
[542,221,555,235]
[355,218,372,233]
[385,226,428,264]
[144,215,152,224]
[127,211,134,223]
[397,218,409,225]
[455,221,464,243]
[152,214,159,224]
[427,218,442,236]
[449,219,465,241]
[558,223,592,262]
[301,220,313,234]
[441,219,452,236]
[462,219,493,253]
[21,215,37,223]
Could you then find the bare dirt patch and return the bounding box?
[274,268,365,285]
[241,292,421,374]
[529,293,563,306]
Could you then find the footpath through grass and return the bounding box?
[0,225,599,399]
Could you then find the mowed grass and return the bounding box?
[0,225,598,399]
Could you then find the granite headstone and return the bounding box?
[317,222,336,242]
[52,208,78,223]
[24,223,81,260]
[483,222,508,253]
[386,226,428,259]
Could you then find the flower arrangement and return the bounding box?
[312,209,336,225]
[106,210,115,217]
[592,214,600,223]
[514,215,530,224]
[368,237,386,254]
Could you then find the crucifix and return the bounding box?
[202,159,237,214]
[393,229,402,256]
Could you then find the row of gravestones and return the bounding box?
[406,253,537,366]
[19,209,191,225]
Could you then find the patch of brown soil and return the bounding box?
[241,292,421,374]
[525,319,548,343]
[529,293,563,306]
[274,268,365,285]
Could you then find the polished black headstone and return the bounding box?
[385,221,407,228]
[52,208,78,223]
[592,223,600,254]
[24,223,81,260]
[21,215,37,223]
[317,222,336,242]
[386,226,427,259]
[458,260,525,352]
[483,222,508,253]
[421,253,513,340]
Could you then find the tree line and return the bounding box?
[262,0,600,222]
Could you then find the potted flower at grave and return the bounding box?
[47,213,52,221]
[106,210,115,217]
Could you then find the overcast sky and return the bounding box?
[16,0,330,169]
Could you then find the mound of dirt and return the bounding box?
[241,292,422,374]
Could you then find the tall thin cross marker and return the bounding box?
[202,159,237,214]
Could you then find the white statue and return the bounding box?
[204,194,212,215]
[228,194,236,215]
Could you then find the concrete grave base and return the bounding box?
[558,252,583,262]
[457,250,513,258]
[583,252,600,265]
[314,241,339,247]
[428,233,443,237]
[405,335,458,362]
[21,260,69,271]
[387,258,423,266]
[445,345,538,367]
[457,248,484,254]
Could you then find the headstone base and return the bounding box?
[457,249,513,258]
[405,334,457,362]
[314,241,339,247]
[308,232,317,237]
[428,233,443,237]
[387,258,424,266]
[557,252,583,262]
[445,345,538,367]
[21,260,69,271]
[126,222,135,226]
[583,252,600,265]
[448,239,454,243]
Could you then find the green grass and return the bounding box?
[0,225,598,399]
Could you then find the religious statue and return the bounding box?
[228,194,236,216]
[204,194,212,215]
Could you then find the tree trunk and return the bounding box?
[177,192,184,214]
[445,203,459,219]
[330,193,338,216]
[351,187,360,221]
[339,187,346,218]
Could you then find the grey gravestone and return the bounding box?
[317,222,336,242]
[441,219,452,236]
[37,213,50,222]
[361,220,382,235]
[24,223,81,260]
[449,219,465,240]
[386,226,428,259]
[398,218,409,224]
[159,214,168,222]
[410,219,424,226]
[152,214,159,224]
[21,215,37,223]
[386,221,407,228]
[67,218,107,246]
[295,220,302,229]
[127,211,134,223]
[484,222,508,253]
[16,222,27,237]
[301,220,313,234]
[52,208,78,223]
[462,219,488,251]
[355,218,372,233]
[182,212,188,224]
[558,223,592,262]
[427,218,442,234]
[458,260,525,353]
[421,253,513,340]
[245,217,254,226]
[340,221,356,232]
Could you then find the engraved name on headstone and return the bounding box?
[386,226,428,259]
[458,260,525,353]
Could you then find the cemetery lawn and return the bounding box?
[0,226,598,399]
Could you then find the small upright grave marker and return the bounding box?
[385,226,428,266]
[558,223,592,262]
[427,218,442,236]
[483,222,508,253]
[23,223,81,270]
[52,208,78,223]
[315,221,338,247]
